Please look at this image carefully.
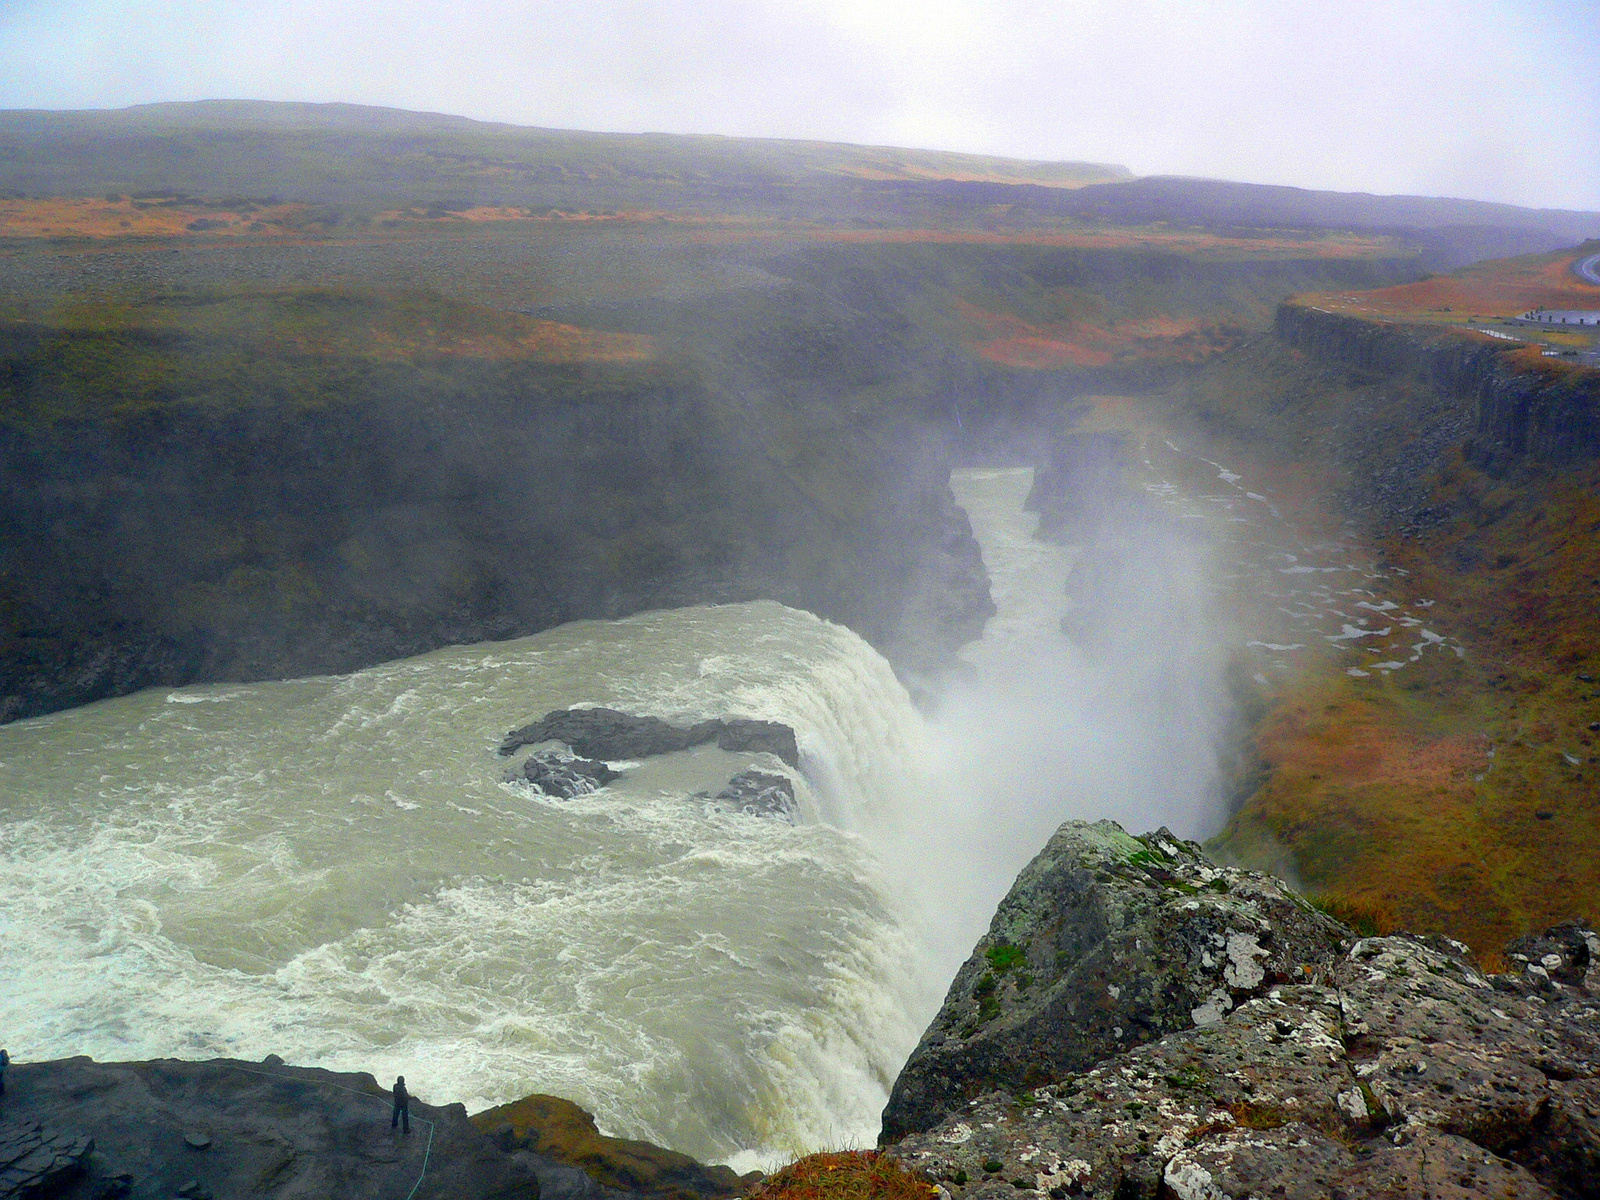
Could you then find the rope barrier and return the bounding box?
[227,1063,435,1199]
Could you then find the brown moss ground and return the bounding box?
[1211,448,1600,961]
[0,195,313,238]
[471,1093,745,1199]
[951,300,1233,370]
[749,1152,937,1200]
[1296,242,1600,325]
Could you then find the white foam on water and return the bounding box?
[922,468,1230,981]
[0,602,931,1165]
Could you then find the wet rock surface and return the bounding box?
[0,1058,745,1200]
[880,821,1347,1142]
[499,709,800,769]
[704,769,799,823]
[1,1056,540,1199]
[0,1121,95,1198]
[512,749,622,799]
[883,820,1600,1198]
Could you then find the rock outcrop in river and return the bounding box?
[511,748,623,798]
[704,768,799,823]
[500,708,801,769]
[882,820,1600,1199]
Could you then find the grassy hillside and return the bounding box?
[2,100,1594,273]
[1291,241,1600,360]
[0,100,1130,219]
[1138,289,1600,958]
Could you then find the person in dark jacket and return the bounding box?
[391,1075,410,1135]
[0,1048,9,1098]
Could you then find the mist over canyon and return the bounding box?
[1,99,1599,1200]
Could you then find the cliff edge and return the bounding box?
[884,820,1600,1199]
[0,1057,747,1200]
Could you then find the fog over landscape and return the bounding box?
[1,5,1599,1199]
[3,0,1598,208]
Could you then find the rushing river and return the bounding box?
[0,603,937,1167]
[0,466,1226,1168]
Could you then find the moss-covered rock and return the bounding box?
[879,820,1347,1142]
[887,842,1600,1198]
[471,1093,742,1200]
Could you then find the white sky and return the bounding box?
[1,0,1596,210]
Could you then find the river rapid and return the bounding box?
[0,467,1225,1169]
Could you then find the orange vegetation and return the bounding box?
[1236,685,1497,934]
[954,300,1229,369]
[468,1094,740,1196]
[372,205,733,226]
[1224,452,1600,959]
[812,226,1396,260]
[749,1153,936,1200]
[0,195,310,238]
[1297,245,1600,324]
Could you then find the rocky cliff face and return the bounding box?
[0,1057,749,1200]
[879,822,1348,1142]
[0,321,990,722]
[883,821,1600,1199]
[0,1056,541,1200]
[1275,303,1600,464]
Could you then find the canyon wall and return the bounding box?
[1275,303,1600,463]
[0,238,1426,723]
[0,322,989,722]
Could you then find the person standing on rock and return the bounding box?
[391,1075,410,1135]
[0,1048,8,1099]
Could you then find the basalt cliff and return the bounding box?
[882,821,1600,1199]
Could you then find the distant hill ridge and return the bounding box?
[0,99,1131,205]
[0,100,1595,268]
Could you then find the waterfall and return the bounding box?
[0,602,933,1167]
[0,467,1226,1169]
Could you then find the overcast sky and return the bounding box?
[1,0,1596,210]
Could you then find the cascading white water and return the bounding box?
[0,602,934,1168]
[897,468,1232,984]
[0,465,1232,1170]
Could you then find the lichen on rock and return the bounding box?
[882,820,1600,1198]
[879,819,1347,1143]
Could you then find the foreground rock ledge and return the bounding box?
[0,1057,744,1200]
[883,820,1600,1200]
[880,820,1349,1142]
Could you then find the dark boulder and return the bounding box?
[499,708,799,769]
[514,750,621,799]
[702,721,800,767]
[883,819,1600,1199]
[879,820,1346,1143]
[706,769,799,823]
[1,1056,540,1200]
